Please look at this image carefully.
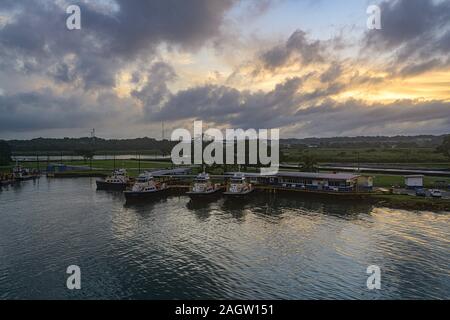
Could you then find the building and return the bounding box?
[275,172,366,192]
[225,171,373,192]
[405,175,424,189]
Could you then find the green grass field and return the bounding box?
[372,174,449,188]
[282,147,449,164]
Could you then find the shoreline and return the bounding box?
[3,170,449,212]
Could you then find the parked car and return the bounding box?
[430,189,442,198]
[415,189,427,197]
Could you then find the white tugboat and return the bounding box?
[224,173,254,196]
[124,171,168,201]
[96,169,129,191]
[12,163,39,181]
[186,173,223,198]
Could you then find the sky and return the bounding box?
[0,0,449,139]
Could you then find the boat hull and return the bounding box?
[15,175,39,181]
[223,189,254,196]
[96,180,127,191]
[124,188,169,201]
[186,188,223,198]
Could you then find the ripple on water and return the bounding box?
[0,178,449,299]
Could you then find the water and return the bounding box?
[0,177,449,299]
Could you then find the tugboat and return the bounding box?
[224,173,254,196]
[124,171,168,201]
[96,169,129,191]
[186,173,223,198]
[12,164,39,181]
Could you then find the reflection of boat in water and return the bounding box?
[186,173,223,198]
[13,164,40,181]
[124,172,168,201]
[186,196,221,210]
[1,173,15,186]
[96,169,129,191]
[224,173,254,196]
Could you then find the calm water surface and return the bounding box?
[0,177,449,299]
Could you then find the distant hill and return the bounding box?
[7,137,176,154]
[5,134,449,153]
[280,135,447,148]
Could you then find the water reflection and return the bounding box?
[0,177,448,299]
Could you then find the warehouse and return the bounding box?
[226,171,373,192]
[275,172,365,192]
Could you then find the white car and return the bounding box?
[430,189,442,198]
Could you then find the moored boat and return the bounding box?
[186,173,223,198]
[13,165,39,181]
[224,173,254,196]
[124,172,168,201]
[96,169,129,191]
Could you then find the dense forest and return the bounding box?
[7,137,177,154]
[281,135,447,148]
[0,140,12,165]
[4,134,449,155]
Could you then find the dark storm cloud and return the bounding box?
[320,64,342,83]
[148,76,309,128]
[0,89,101,132]
[397,59,443,77]
[0,0,237,88]
[142,71,450,136]
[292,99,450,136]
[260,30,325,70]
[364,0,450,75]
[132,62,177,115]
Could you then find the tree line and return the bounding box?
[0,140,12,165]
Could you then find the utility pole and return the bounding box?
[139,154,141,174]
[357,152,360,172]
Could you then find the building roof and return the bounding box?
[404,175,424,178]
[276,171,360,180]
[151,168,191,176]
[225,171,360,180]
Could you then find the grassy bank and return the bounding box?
[369,194,450,212]
[282,147,449,163]
[372,174,448,188]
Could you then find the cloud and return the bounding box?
[0,88,136,133]
[0,0,449,138]
[320,64,342,83]
[259,30,325,71]
[140,72,450,137]
[132,62,178,116]
[364,0,450,75]
[292,99,450,137]
[0,0,237,89]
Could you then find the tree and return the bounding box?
[0,140,12,166]
[300,153,318,172]
[437,135,450,161]
[75,149,95,163]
